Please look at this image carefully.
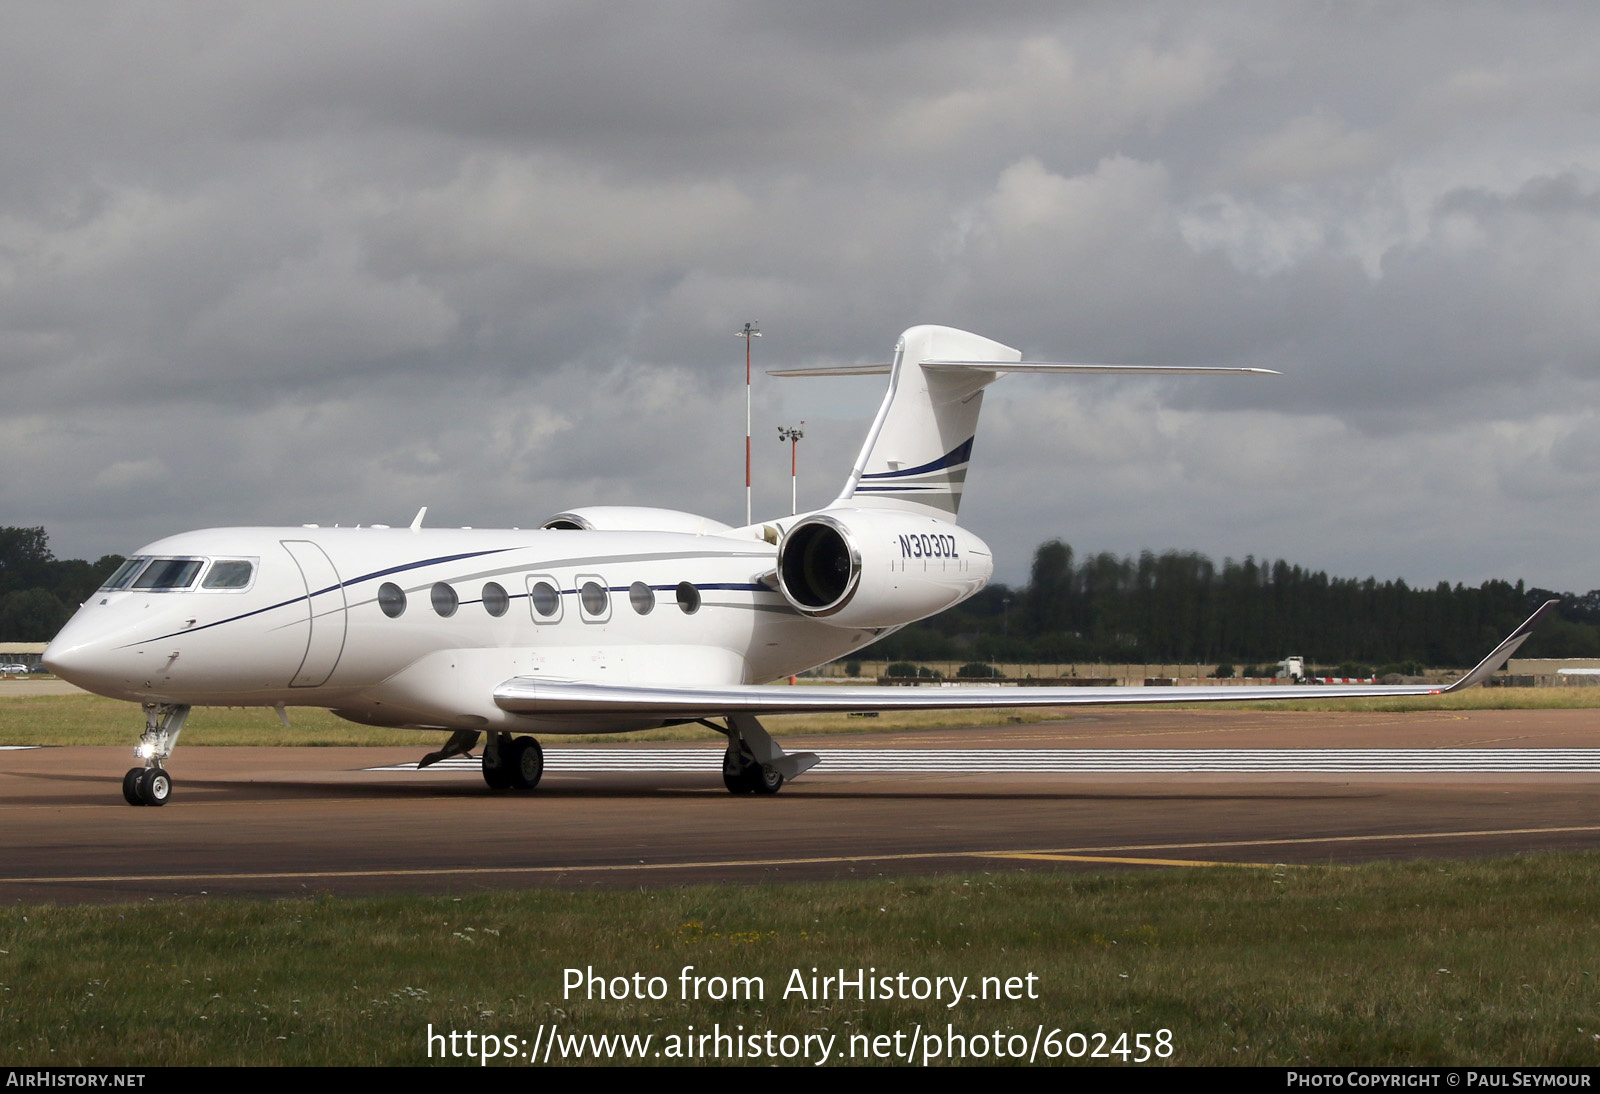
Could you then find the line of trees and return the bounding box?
[870,540,1600,668]
[0,527,123,642]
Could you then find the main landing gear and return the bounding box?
[122,703,189,806]
[416,718,815,797]
[481,732,544,791]
[418,730,543,791]
[711,713,821,796]
[723,750,785,795]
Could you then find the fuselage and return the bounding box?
[43,520,992,733]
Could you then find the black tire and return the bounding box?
[722,752,759,794]
[123,768,147,806]
[138,767,172,807]
[752,765,784,795]
[482,751,513,790]
[506,736,544,791]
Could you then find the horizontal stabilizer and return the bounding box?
[774,326,1279,522]
[923,361,1280,377]
[769,362,1278,378]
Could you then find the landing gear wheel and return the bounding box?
[723,752,782,794]
[122,768,147,806]
[122,703,188,806]
[482,753,513,790]
[722,751,755,794]
[717,714,801,796]
[505,736,544,791]
[137,767,172,807]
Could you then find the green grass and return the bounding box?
[1,686,1596,747]
[0,694,423,747]
[5,856,1600,1065]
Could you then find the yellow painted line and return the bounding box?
[4,823,1599,886]
[980,853,1300,869]
[1027,824,1600,856]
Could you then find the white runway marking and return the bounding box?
[367,748,1600,774]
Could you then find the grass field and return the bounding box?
[5,855,1600,1066]
[2,685,1597,748]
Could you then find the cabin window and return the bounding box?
[101,558,148,590]
[201,560,255,590]
[578,577,610,621]
[528,577,562,622]
[482,582,509,617]
[431,582,458,617]
[378,582,407,618]
[132,558,204,591]
[629,581,655,615]
[676,581,701,615]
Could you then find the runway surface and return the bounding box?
[3,706,1599,903]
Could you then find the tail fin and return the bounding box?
[835,325,1018,521]
[770,324,1278,524]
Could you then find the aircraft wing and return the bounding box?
[494,601,1559,719]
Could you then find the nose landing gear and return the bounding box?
[123,703,188,806]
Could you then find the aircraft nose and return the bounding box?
[42,634,99,687]
[42,619,131,696]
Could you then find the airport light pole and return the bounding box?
[737,322,761,525]
[778,422,805,515]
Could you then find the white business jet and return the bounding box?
[43,325,1556,806]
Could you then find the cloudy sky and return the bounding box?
[3,2,1597,591]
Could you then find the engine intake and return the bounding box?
[775,509,992,628]
[778,515,860,614]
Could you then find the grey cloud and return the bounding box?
[4,2,1600,594]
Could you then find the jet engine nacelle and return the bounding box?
[541,506,733,534]
[775,509,994,629]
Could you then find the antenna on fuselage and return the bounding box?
[410,507,427,531]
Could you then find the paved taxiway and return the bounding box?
[2,706,1598,903]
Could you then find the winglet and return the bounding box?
[1441,599,1561,693]
[410,506,428,531]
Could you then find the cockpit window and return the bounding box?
[102,558,148,590]
[202,560,255,589]
[131,558,204,591]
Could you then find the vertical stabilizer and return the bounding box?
[834,325,1019,522]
